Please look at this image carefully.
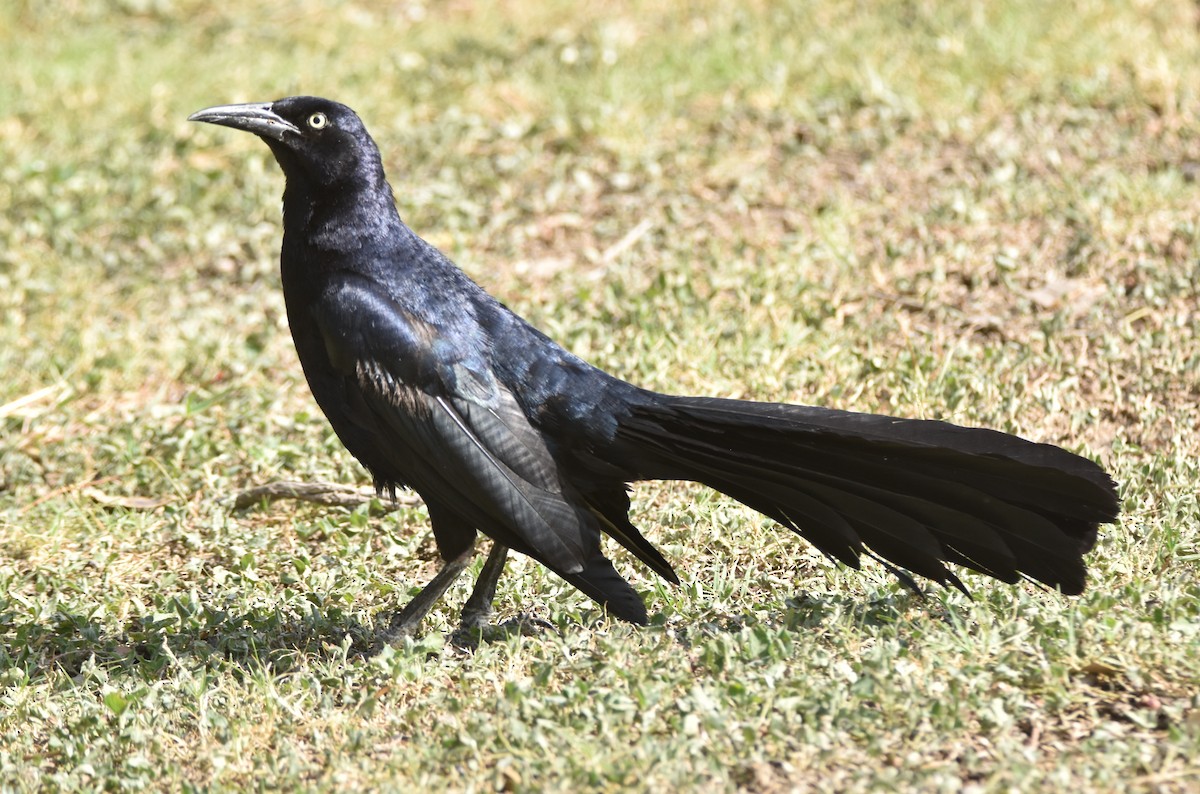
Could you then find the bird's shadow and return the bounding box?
[1,589,951,685]
[1,597,573,685]
[0,600,376,686]
[663,588,950,646]
[782,590,933,628]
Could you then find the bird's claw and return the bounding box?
[377,616,420,646]
[450,613,558,649]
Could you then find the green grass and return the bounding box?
[2,0,1199,790]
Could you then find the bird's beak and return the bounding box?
[188,102,300,142]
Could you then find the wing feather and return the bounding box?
[313,274,597,575]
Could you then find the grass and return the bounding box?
[2,0,1199,789]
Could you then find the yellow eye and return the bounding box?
[307,112,328,130]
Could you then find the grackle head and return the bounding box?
[189,96,380,190]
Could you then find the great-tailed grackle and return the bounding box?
[189,97,1119,636]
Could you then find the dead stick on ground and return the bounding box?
[229,480,419,513]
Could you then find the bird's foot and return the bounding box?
[449,613,558,649]
[374,550,476,647]
[377,614,421,646]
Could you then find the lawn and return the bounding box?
[1,0,1198,790]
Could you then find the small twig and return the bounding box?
[601,218,654,264]
[20,474,111,514]
[228,479,419,513]
[0,384,70,420]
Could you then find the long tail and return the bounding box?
[616,395,1119,595]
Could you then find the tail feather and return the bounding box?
[665,399,1117,521]
[585,490,680,585]
[667,454,864,567]
[556,555,649,625]
[615,395,1119,596]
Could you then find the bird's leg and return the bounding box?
[459,543,509,629]
[380,547,474,642]
[453,543,557,646]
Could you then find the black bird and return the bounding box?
[189,97,1119,635]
